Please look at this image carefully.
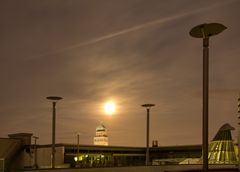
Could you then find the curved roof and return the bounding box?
[219,123,235,131]
[208,123,237,164]
[213,123,234,141]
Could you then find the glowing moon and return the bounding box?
[104,101,116,115]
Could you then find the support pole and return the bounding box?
[146,108,150,166]
[202,37,209,172]
[77,133,80,167]
[52,102,56,169]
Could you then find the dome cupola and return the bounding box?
[96,123,106,132]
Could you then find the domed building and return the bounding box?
[208,123,237,164]
[93,123,109,146]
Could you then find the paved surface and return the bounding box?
[165,169,239,172]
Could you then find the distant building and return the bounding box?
[93,123,109,146]
[0,123,238,171]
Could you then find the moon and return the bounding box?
[104,101,116,115]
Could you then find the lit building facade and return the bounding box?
[208,123,237,164]
[93,123,108,146]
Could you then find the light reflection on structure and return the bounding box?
[208,123,237,164]
[180,123,238,165]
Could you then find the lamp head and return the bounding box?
[190,23,227,38]
[46,96,63,102]
[141,104,155,109]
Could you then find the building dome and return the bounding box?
[208,123,237,164]
[96,123,106,132]
[213,123,235,141]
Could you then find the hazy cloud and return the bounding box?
[0,0,240,146]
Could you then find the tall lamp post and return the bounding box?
[46,96,63,168]
[190,23,226,172]
[141,103,155,166]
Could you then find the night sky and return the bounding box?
[1,0,240,147]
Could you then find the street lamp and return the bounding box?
[32,136,39,169]
[141,103,155,166]
[190,23,226,172]
[46,96,63,168]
